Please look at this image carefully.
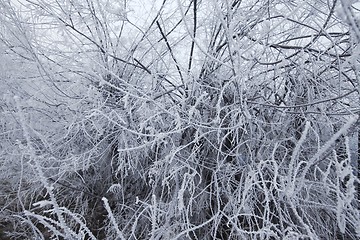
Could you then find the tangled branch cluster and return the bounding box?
[0,0,359,239]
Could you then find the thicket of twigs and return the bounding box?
[0,0,359,239]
